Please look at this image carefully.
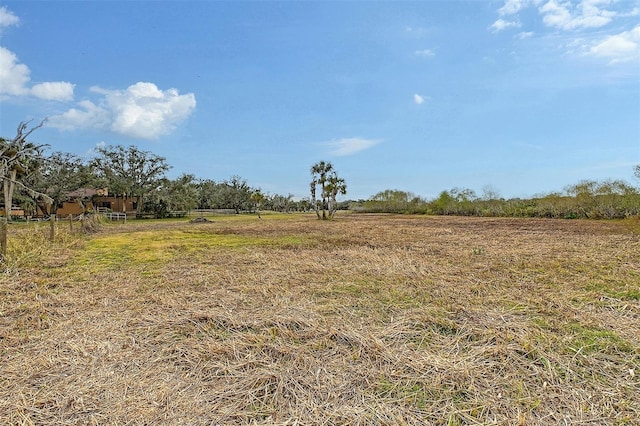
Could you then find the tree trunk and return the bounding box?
[136,194,144,216]
[0,217,7,260]
[2,179,8,221]
[3,169,17,222]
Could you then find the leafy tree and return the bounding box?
[270,193,294,213]
[91,145,170,216]
[196,179,219,209]
[635,165,640,181]
[251,190,265,218]
[310,161,347,219]
[296,198,311,212]
[0,120,53,221]
[221,175,252,214]
[430,191,456,215]
[30,151,93,216]
[145,173,199,217]
[162,174,198,212]
[363,189,425,213]
[326,175,347,218]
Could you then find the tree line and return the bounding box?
[356,173,640,219]
[0,121,323,221]
[2,120,638,221]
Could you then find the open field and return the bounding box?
[1,214,639,425]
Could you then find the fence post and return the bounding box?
[0,218,7,261]
[69,214,73,232]
[50,214,56,243]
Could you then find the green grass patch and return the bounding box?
[75,227,307,272]
[566,323,635,355]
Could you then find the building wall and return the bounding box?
[56,200,91,217]
[94,196,137,213]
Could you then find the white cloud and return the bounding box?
[50,82,196,140]
[414,49,435,57]
[0,46,30,96]
[0,46,75,101]
[50,100,111,131]
[495,0,632,32]
[499,0,532,15]
[325,137,381,157]
[539,0,616,30]
[0,6,19,30]
[30,81,75,101]
[413,94,425,104]
[489,18,522,32]
[516,31,535,39]
[588,25,640,62]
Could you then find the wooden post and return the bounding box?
[69,214,73,233]
[50,214,56,243]
[0,218,7,261]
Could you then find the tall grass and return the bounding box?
[1,219,85,273]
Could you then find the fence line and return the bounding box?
[103,212,127,222]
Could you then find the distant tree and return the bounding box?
[221,175,252,214]
[91,145,170,216]
[326,175,347,218]
[270,193,294,213]
[196,179,219,209]
[297,198,311,212]
[251,190,265,218]
[310,161,347,219]
[0,120,53,221]
[481,185,501,201]
[159,174,199,212]
[430,191,456,215]
[635,165,640,181]
[30,151,93,216]
[364,189,425,213]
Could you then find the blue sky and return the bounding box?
[1,1,639,200]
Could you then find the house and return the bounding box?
[56,188,137,217]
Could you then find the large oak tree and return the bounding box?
[91,145,170,215]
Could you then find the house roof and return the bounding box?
[66,188,108,199]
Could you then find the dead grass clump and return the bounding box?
[1,214,638,424]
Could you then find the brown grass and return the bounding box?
[1,214,638,425]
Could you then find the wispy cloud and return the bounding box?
[489,18,522,32]
[324,137,381,157]
[414,49,435,57]
[587,25,640,63]
[50,82,196,140]
[404,26,429,37]
[516,31,534,39]
[491,0,640,69]
[539,0,615,30]
[0,6,19,30]
[494,0,636,32]
[413,94,425,105]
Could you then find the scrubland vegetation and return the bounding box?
[357,180,640,219]
[1,213,638,425]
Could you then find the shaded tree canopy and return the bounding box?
[91,145,170,215]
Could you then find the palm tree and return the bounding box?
[310,161,346,219]
[326,174,347,218]
[250,190,265,219]
[310,161,334,219]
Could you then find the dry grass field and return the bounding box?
[1,214,638,425]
